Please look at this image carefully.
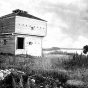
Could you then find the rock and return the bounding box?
[0,71,4,80]
[67,79,84,86]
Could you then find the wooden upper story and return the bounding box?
[0,9,47,37]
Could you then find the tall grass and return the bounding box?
[63,53,88,70]
[0,52,87,87]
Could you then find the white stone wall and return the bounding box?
[15,35,42,56]
[15,16,47,36]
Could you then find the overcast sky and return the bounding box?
[0,0,88,49]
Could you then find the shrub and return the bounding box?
[63,53,88,70]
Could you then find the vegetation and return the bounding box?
[0,52,87,87]
[83,45,88,54]
[63,53,88,69]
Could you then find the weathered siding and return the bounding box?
[0,19,3,33]
[0,17,15,33]
[15,35,42,56]
[0,35,15,54]
[15,16,47,37]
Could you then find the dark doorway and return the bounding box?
[17,37,24,49]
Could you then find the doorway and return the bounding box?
[17,37,24,49]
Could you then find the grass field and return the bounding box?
[0,52,88,87]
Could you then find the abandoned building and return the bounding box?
[0,9,47,56]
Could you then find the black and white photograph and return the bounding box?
[0,0,88,88]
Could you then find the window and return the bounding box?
[31,27,34,30]
[4,39,6,45]
[29,42,33,45]
[17,37,24,49]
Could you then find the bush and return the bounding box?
[63,53,88,70]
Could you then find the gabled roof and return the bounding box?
[0,9,47,22]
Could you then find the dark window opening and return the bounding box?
[31,27,34,30]
[29,42,33,45]
[4,39,7,45]
[17,37,24,49]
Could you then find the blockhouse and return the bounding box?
[0,9,47,56]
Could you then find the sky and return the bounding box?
[0,0,88,49]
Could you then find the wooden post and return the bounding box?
[19,74,23,88]
[26,77,31,88]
